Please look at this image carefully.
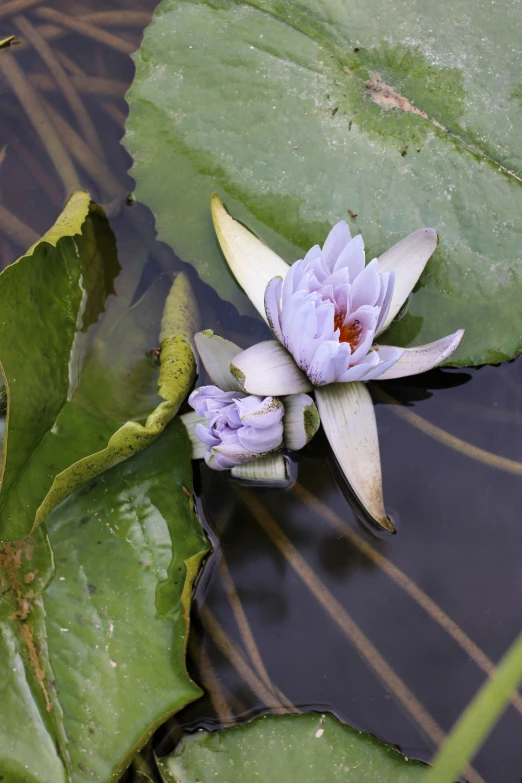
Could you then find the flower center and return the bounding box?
[334,311,362,349]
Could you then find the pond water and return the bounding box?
[1,3,522,782]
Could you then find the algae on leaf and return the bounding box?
[0,419,209,783]
[125,0,522,366]
[0,193,198,541]
[157,712,426,782]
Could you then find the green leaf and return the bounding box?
[125,0,522,366]
[0,194,196,541]
[0,419,209,782]
[157,713,426,782]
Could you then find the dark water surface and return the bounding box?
[1,4,522,782]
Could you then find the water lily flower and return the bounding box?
[211,195,464,530]
[181,331,320,481]
[188,385,284,470]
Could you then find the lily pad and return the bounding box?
[157,712,426,782]
[0,419,209,782]
[0,193,197,541]
[125,0,522,366]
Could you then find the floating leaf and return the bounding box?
[125,0,522,366]
[0,419,208,782]
[0,194,196,540]
[157,713,426,782]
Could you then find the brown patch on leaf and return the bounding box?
[0,541,52,711]
[342,65,522,183]
[360,70,447,130]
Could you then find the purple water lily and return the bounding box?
[264,222,402,385]
[189,385,284,470]
[210,195,465,530]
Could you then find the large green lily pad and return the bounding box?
[0,192,197,541]
[0,419,209,783]
[125,0,522,366]
[157,712,426,782]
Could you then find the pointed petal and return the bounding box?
[376,330,465,380]
[321,221,351,267]
[315,383,394,532]
[180,411,209,460]
[237,395,284,428]
[211,194,290,320]
[283,393,320,451]
[194,330,244,392]
[358,345,405,381]
[376,228,438,335]
[231,340,313,395]
[375,269,395,334]
[264,276,284,341]
[231,454,290,484]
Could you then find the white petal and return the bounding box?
[237,395,284,428]
[180,411,209,460]
[283,393,320,451]
[211,195,290,320]
[194,330,244,392]
[315,383,394,532]
[231,454,290,484]
[375,330,465,380]
[358,345,405,381]
[376,228,437,335]
[264,277,284,341]
[231,340,313,395]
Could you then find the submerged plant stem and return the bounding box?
[0,54,80,195]
[0,0,42,18]
[14,15,103,157]
[0,203,39,249]
[218,554,286,701]
[292,483,522,718]
[376,389,522,476]
[199,605,292,715]
[188,634,235,724]
[241,489,485,783]
[35,7,135,54]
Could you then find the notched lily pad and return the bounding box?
[125,0,522,366]
[157,712,426,782]
[0,192,198,541]
[0,419,209,782]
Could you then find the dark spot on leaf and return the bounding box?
[87,584,102,595]
[353,47,360,53]
[331,107,338,116]
[347,210,357,221]
[80,516,90,525]
[401,149,407,157]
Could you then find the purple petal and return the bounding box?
[333,234,365,280]
[194,422,220,447]
[321,221,351,268]
[350,259,380,310]
[307,340,344,386]
[236,395,284,428]
[360,345,405,380]
[237,421,283,453]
